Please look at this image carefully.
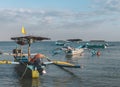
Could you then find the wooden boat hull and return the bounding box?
[15,63,39,79]
[15,63,31,78]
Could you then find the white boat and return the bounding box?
[55,40,66,46]
[64,46,84,56]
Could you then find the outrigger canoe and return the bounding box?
[11,35,50,79]
[62,46,84,56]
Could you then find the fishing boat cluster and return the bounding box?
[54,39,108,56]
[0,32,108,79]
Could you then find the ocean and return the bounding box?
[0,41,120,87]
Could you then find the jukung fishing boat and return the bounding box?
[55,40,66,46]
[84,40,108,49]
[11,35,51,79]
[52,46,84,56]
[62,46,84,56]
[86,44,108,49]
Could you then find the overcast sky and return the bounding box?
[0,0,120,41]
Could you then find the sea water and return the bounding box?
[0,41,120,87]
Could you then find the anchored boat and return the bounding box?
[62,46,84,56]
[11,35,50,79]
[55,40,66,46]
[85,40,108,49]
[86,44,108,49]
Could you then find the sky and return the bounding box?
[0,0,120,41]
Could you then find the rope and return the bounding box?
[20,64,28,80]
[14,54,29,80]
[0,50,29,79]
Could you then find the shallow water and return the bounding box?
[0,41,120,87]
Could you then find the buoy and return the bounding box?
[96,51,101,56]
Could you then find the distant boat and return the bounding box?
[67,39,82,43]
[86,44,107,49]
[85,40,108,49]
[55,40,66,46]
[63,46,84,56]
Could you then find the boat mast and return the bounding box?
[28,39,32,60]
[28,43,31,59]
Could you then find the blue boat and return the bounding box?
[84,40,108,49]
[86,44,108,49]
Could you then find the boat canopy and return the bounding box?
[11,35,50,45]
[67,39,82,42]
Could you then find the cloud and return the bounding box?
[92,0,120,12]
[0,4,120,41]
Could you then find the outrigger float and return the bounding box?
[0,35,82,79]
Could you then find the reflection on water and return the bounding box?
[57,66,77,77]
[20,78,40,87]
[65,54,82,59]
[65,54,82,65]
